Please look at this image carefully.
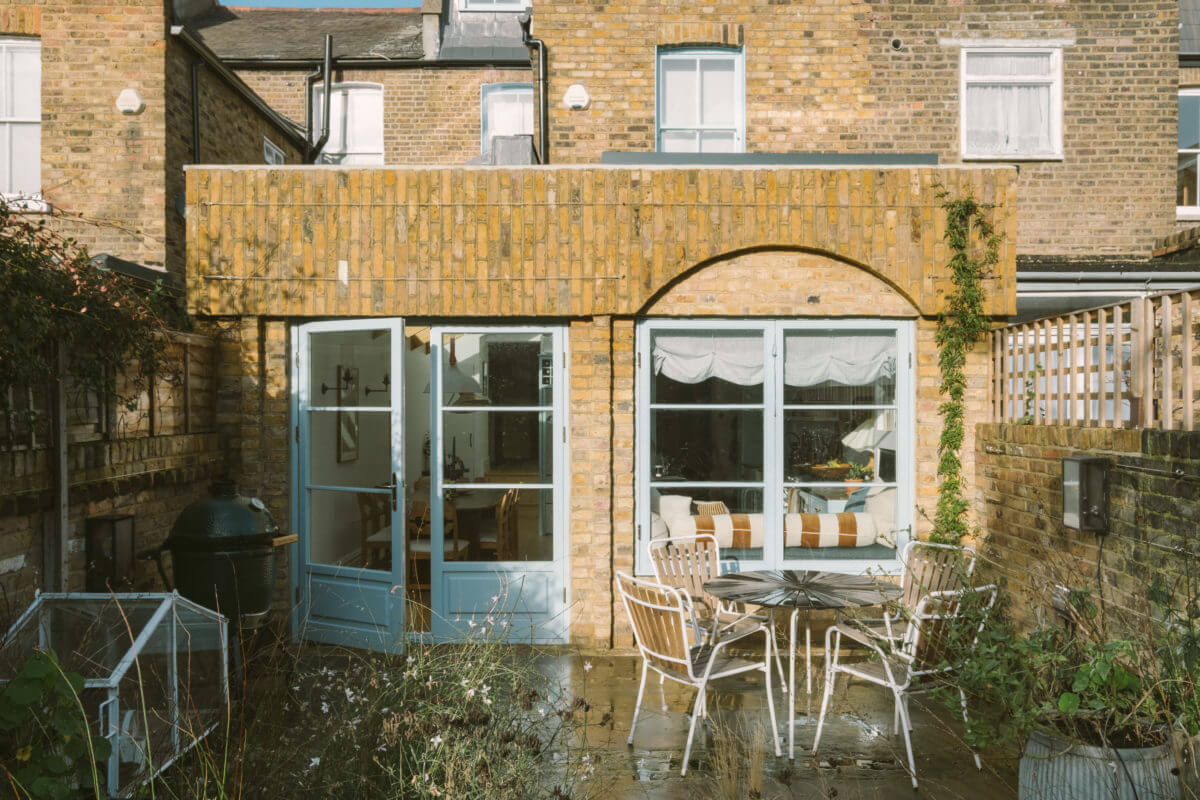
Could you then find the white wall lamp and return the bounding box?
[115,88,146,115]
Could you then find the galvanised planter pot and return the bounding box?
[1019,729,1181,800]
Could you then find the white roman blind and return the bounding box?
[961,48,1062,159]
[480,83,533,153]
[0,37,41,199]
[312,83,384,165]
[657,48,744,154]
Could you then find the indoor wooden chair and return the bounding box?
[498,489,520,561]
[814,584,998,789]
[357,492,392,569]
[648,534,786,688]
[405,500,469,592]
[617,571,781,775]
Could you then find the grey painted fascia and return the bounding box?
[219,57,530,70]
[600,151,940,166]
[171,25,309,150]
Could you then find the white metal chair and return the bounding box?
[840,541,978,646]
[813,584,999,789]
[617,571,782,775]
[648,534,788,689]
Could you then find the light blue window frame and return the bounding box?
[480,82,534,154]
[655,46,746,154]
[634,319,914,576]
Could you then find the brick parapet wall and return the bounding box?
[975,423,1200,629]
[236,66,533,166]
[536,0,1177,258]
[186,165,1019,319]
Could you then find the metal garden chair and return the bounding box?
[617,571,782,775]
[813,583,999,789]
[648,534,787,689]
[839,540,978,645]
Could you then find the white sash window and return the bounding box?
[0,37,41,202]
[481,83,534,154]
[657,48,744,154]
[312,83,384,166]
[961,47,1062,160]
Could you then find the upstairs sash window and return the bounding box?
[0,37,41,200]
[961,48,1062,160]
[481,83,534,154]
[312,83,384,165]
[657,48,744,154]
[1179,90,1200,215]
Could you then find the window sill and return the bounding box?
[1,194,50,214]
[1176,208,1200,222]
[961,154,1064,163]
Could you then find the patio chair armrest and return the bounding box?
[696,624,769,678]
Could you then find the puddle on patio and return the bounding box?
[541,653,1019,800]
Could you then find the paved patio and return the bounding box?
[542,652,1019,799]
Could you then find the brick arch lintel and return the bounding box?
[637,244,923,316]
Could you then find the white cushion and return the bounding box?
[658,495,693,535]
[650,512,669,540]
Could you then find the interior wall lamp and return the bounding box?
[365,373,390,396]
[1062,455,1108,534]
[321,367,355,396]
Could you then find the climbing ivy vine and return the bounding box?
[930,193,1002,545]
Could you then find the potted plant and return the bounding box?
[942,579,1197,800]
[843,461,874,497]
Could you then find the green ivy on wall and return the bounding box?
[931,193,1001,545]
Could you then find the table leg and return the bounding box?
[788,608,797,760]
[806,610,813,721]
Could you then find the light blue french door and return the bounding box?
[292,319,406,652]
[429,326,568,644]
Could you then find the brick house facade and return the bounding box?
[2,0,1194,653]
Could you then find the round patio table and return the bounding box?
[704,570,901,760]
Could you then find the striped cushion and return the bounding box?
[784,513,878,548]
[693,514,764,548]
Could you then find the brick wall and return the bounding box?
[534,0,1177,257]
[236,66,533,165]
[976,423,1200,629]
[33,0,170,270]
[164,41,304,278]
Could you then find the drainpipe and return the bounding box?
[305,35,334,163]
[191,61,202,161]
[518,10,548,164]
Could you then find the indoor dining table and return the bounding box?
[704,569,901,759]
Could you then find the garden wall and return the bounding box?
[0,332,227,625]
[975,423,1200,629]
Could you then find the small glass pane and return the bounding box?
[9,123,38,195]
[965,51,1051,77]
[659,129,698,152]
[783,331,897,404]
[308,488,392,569]
[650,488,764,562]
[781,485,898,562]
[650,329,764,404]
[442,332,552,407]
[308,410,391,488]
[965,82,1051,155]
[1180,95,1200,150]
[440,410,553,484]
[440,488,553,562]
[9,47,39,119]
[660,57,697,127]
[700,131,737,153]
[784,409,895,484]
[700,58,736,126]
[1179,155,1199,207]
[651,409,763,482]
[308,329,391,408]
[0,126,10,193]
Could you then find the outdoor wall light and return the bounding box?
[1061,456,1108,534]
[115,88,145,115]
